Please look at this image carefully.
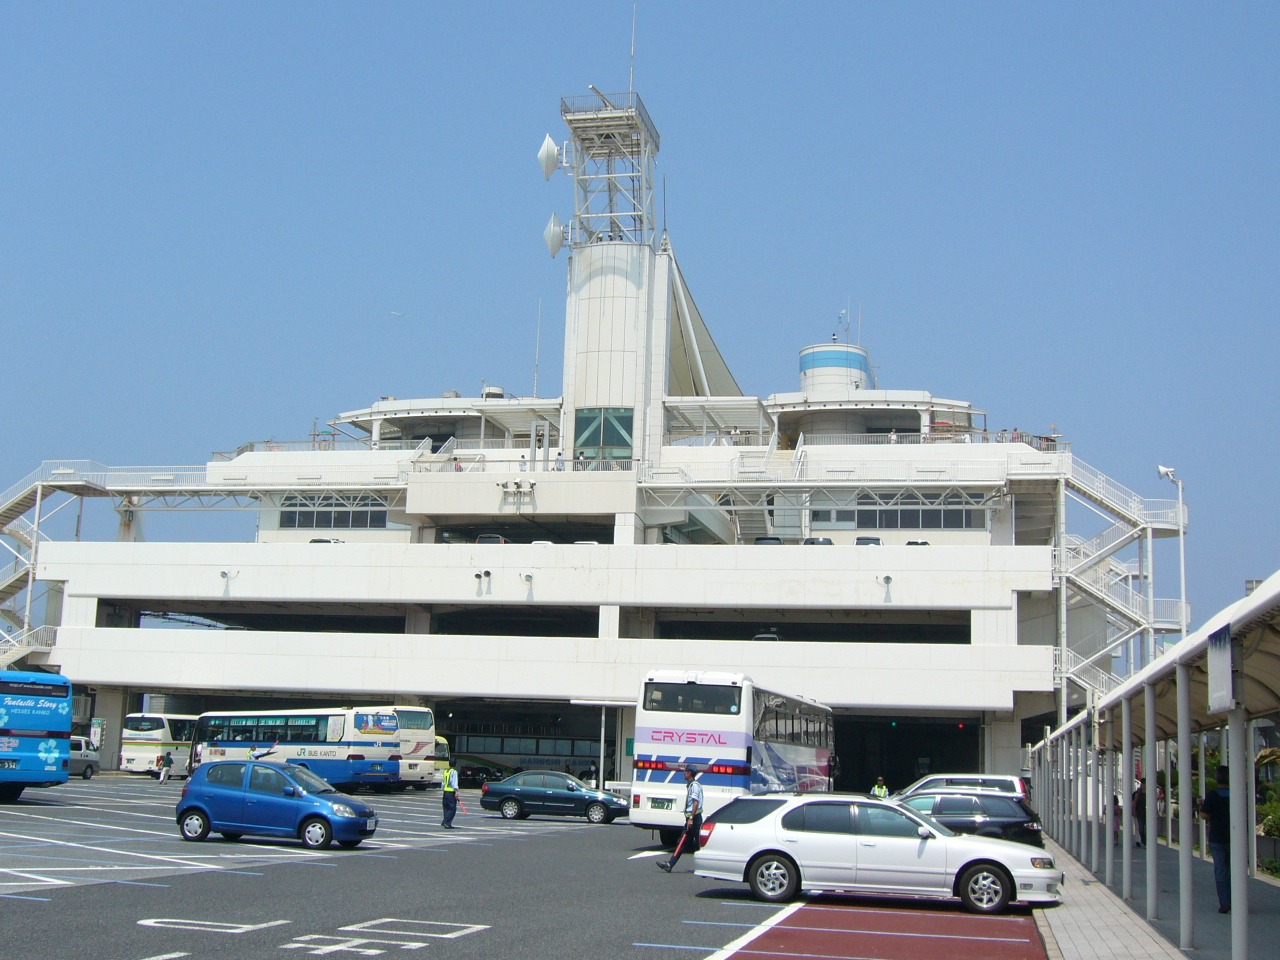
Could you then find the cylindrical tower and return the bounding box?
[799,343,873,395]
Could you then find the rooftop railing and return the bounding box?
[800,432,1069,453]
[212,439,420,460]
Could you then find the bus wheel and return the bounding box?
[301,817,333,850]
[412,783,428,792]
[586,802,611,824]
[0,785,24,803]
[180,810,210,842]
[658,827,682,847]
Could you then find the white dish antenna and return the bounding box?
[544,212,565,258]
[538,134,560,180]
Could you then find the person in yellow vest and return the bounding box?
[871,776,889,799]
[441,758,459,829]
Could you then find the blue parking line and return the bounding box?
[58,877,171,888]
[1,894,52,901]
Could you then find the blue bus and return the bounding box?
[0,670,73,802]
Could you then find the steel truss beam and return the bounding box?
[110,488,407,511]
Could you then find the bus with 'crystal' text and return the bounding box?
[120,714,198,778]
[391,706,437,790]
[630,671,834,845]
[189,707,401,792]
[0,671,72,802]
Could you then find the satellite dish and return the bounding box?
[544,212,565,258]
[538,134,560,180]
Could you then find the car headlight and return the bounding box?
[1031,857,1055,869]
[330,803,356,818]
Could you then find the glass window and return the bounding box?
[434,740,450,761]
[943,510,964,529]
[279,511,297,528]
[857,805,922,837]
[574,407,634,460]
[643,682,742,715]
[206,763,246,788]
[573,740,597,757]
[257,718,289,743]
[979,797,1027,818]
[314,511,333,528]
[294,511,315,528]
[169,719,196,742]
[124,716,165,732]
[899,509,921,529]
[368,511,388,528]
[543,774,572,790]
[934,795,981,815]
[519,774,546,788]
[350,511,370,529]
[228,717,259,741]
[878,509,899,529]
[332,511,351,529]
[804,802,854,833]
[397,710,435,731]
[285,764,336,794]
[904,796,937,814]
[856,509,878,529]
[249,765,289,794]
[835,510,856,523]
[921,509,943,529]
[286,717,322,743]
[705,799,787,824]
[965,509,986,529]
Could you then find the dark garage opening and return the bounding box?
[834,716,980,793]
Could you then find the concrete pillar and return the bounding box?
[92,686,130,771]
[1145,683,1158,920]
[613,512,642,545]
[405,605,432,634]
[116,498,145,542]
[1199,730,1208,859]
[1248,720,1258,878]
[1089,717,1099,873]
[1227,707,1249,960]
[1176,661,1193,949]
[1105,730,1116,886]
[598,604,620,639]
[1122,696,1134,900]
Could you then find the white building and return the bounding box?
[0,91,1189,789]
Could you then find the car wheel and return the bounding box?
[412,783,428,792]
[658,827,683,847]
[338,839,362,849]
[959,863,1012,914]
[82,765,95,780]
[220,832,242,841]
[301,817,333,850]
[500,798,523,820]
[585,802,610,824]
[747,853,799,903]
[179,810,210,842]
[0,785,24,803]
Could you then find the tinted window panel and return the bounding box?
[543,774,572,790]
[781,806,805,832]
[519,774,545,788]
[706,799,787,825]
[206,763,246,788]
[921,509,942,529]
[856,509,878,529]
[643,682,741,715]
[935,796,981,815]
[249,766,288,794]
[800,802,854,833]
[904,796,936,814]
[857,805,921,837]
[899,509,921,529]
[979,797,1027,818]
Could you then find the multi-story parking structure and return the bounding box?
[0,91,1188,789]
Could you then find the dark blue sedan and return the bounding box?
[176,760,378,849]
[480,771,628,823]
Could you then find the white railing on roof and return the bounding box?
[641,459,1008,484]
[0,624,56,652]
[668,433,770,447]
[1054,646,1121,696]
[413,457,636,474]
[801,432,1069,452]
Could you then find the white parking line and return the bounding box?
[0,809,178,836]
[0,829,209,869]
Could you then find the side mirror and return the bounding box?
[283,786,296,797]
[567,782,578,791]
[917,825,933,839]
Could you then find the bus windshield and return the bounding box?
[124,717,165,732]
[396,710,434,730]
[643,682,741,715]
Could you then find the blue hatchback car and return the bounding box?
[176,760,378,849]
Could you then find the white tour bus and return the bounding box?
[391,706,437,790]
[120,714,198,778]
[630,671,834,845]
[189,707,401,792]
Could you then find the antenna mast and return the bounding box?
[534,298,543,398]
[629,2,637,93]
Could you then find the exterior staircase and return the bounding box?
[0,625,56,669]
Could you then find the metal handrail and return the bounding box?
[800,432,1069,452]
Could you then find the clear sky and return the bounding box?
[2,3,1276,624]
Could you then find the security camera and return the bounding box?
[475,572,483,580]
[522,574,533,583]
[880,575,893,585]
[220,571,229,579]
[483,570,491,578]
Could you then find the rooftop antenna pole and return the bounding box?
[629,2,637,94]
[858,301,863,347]
[846,295,852,343]
[533,298,543,398]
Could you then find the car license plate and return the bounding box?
[363,818,377,832]
[370,763,382,771]
[0,760,18,770]
[651,797,673,810]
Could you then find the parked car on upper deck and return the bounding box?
[899,790,1043,847]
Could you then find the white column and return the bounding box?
[1076,726,1085,858]
[1248,721,1258,878]
[598,605,620,639]
[1122,696,1134,900]
[1177,661,1193,950]
[1164,739,1173,851]
[1199,730,1208,858]
[1105,728,1116,886]
[1145,526,1156,665]
[1227,708,1249,960]
[1089,717,1099,873]
[1145,683,1158,920]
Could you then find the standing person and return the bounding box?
[1133,781,1148,847]
[871,776,889,799]
[440,758,459,829]
[657,767,704,873]
[1200,765,1232,913]
[159,751,174,784]
[555,453,564,471]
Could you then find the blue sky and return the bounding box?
[2,3,1276,623]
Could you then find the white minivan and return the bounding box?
[69,737,100,779]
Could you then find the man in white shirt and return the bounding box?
[657,767,704,873]
[441,759,460,829]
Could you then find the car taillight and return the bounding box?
[633,794,641,807]
[348,754,365,761]
[481,782,489,794]
[1028,821,1042,830]
[699,822,716,846]
[181,783,191,799]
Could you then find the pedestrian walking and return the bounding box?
[871,776,889,799]
[1200,765,1232,913]
[1133,781,1148,847]
[657,767,704,873]
[441,758,460,829]
[158,751,174,784]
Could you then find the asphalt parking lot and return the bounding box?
[0,778,1052,960]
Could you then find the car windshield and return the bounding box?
[284,765,337,794]
[893,803,956,838]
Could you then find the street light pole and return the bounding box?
[1158,466,1188,644]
